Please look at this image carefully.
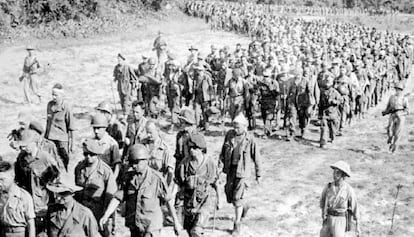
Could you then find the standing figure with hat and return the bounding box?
[95,101,127,150]
[89,114,121,180]
[20,46,42,104]
[225,68,249,121]
[45,83,76,170]
[46,174,101,237]
[99,144,183,237]
[320,161,360,237]
[74,139,118,237]
[296,65,316,138]
[14,129,60,237]
[318,74,342,148]
[165,58,183,134]
[276,64,296,137]
[153,31,168,67]
[334,66,353,135]
[193,63,213,130]
[113,53,138,118]
[219,114,261,236]
[258,68,279,138]
[175,133,218,237]
[382,81,409,153]
[138,57,163,118]
[0,160,36,237]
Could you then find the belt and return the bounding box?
[327,210,346,217]
[1,226,26,233]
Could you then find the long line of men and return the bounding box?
[1,2,412,237]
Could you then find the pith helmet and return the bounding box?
[330,161,351,177]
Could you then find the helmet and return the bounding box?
[91,114,108,128]
[148,58,157,65]
[129,144,151,161]
[95,101,112,114]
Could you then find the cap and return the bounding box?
[95,101,112,114]
[330,161,351,177]
[82,139,104,155]
[233,113,248,126]
[29,121,44,135]
[47,174,83,193]
[91,114,108,128]
[129,144,151,161]
[178,108,196,125]
[188,133,206,149]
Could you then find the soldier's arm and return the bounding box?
[25,192,36,237]
[250,137,261,180]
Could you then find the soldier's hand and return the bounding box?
[99,216,108,231]
[125,138,131,146]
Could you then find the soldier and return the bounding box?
[245,65,260,130]
[382,82,409,153]
[165,60,183,133]
[7,112,32,145]
[90,114,121,180]
[193,63,213,130]
[278,67,298,140]
[45,83,76,170]
[296,66,314,138]
[320,161,360,237]
[95,101,126,150]
[220,114,261,236]
[226,68,249,120]
[124,101,148,156]
[142,120,175,188]
[319,75,342,148]
[175,133,218,236]
[75,139,117,237]
[138,57,163,118]
[258,69,279,138]
[46,174,101,237]
[14,129,60,237]
[0,160,36,237]
[113,53,138,117]
[153,31,168,65]
[99,144,183,237]
[20,46,41,104]
[334,66,353,135]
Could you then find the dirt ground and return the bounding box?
[0,14,413,237]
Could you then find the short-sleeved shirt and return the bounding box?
[45,100,76,142]
[47,201,101,237]
[143,138,175,177]
[115,167,171,232]
[125,117,148,146]
[0,184,35,227]
[95,133,121,170]
[75,159,117,220]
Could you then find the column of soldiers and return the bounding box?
[1,2,412,237]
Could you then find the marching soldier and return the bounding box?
[95,101,126,150]
[226,68,249,120]
[245,65,260,130]
[193,63,213,130]
[46,174,101,237]
[296,66,314,138]
[319,75,342,148]
[278,67,298,141]
[99,144,183,237]
[14,130,60,237]
[165,59,183,133]
[138,57,163,118]
[220,114,261,236]
[20,46,42,104]
[124,101,148,157]
[258,69,279,138]
[75,139,118,237]
[0,160,36,237]
[320,161,360,237]
[382,82,409,153]
[334,66,353,135]
[113,53,138,117]
[45,83,76,170]
[175,133,218,236]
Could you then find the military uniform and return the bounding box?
[319,87,342,147]
[124,116,148,153]
[75,159,117,237]
[278,73,297,139]
[45,100,76,169]
[113,63,138,115]
[258,75,279,135]
[0,184,35,237]
[194,69,213,129]
[334,75,353,133]
[115,167,171,236]
[226,75,249,120]
[95,133,121,171]
[21,54,41,104]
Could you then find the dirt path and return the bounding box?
[0,14,413,237]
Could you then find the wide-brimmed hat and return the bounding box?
[330,161,351,177]
[178,108,196,125]
[95,101,112,114]
[394,81,405,90]
[47,174,83,193]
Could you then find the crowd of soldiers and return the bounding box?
[1,1,413,237]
